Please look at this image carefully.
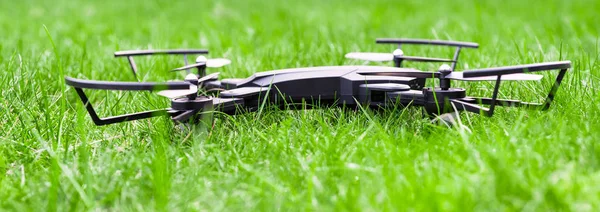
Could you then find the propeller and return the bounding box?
[156,71,222,99]
[203,58,231,68]
[172,56,231,72]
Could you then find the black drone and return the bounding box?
[65,38,571,126]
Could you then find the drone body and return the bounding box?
[65,38,571,126]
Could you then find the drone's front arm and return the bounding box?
[65,77,190,125]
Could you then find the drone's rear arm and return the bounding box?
[452,61,571,116]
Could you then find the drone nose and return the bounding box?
[392,49,404,56]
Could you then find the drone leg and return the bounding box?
[541,68,567,110]
[487,75,502,115]
[74,88,170,125]
[459,68,567,111]
[126,56,139,80]
[450,47,462,71]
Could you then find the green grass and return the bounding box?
[1,0,599,210]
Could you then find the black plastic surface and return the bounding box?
[65,77,190,91]
[114,49,209,57]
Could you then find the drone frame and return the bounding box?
[64,38,572,126]
[65,62,571,126]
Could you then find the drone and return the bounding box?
[65,38,571,126]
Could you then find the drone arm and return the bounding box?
[462,61,571,77]
[65,77,188,125]
[114,49,209,79]
[451,62,570,116]
[462,61,570,110]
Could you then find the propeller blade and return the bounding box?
[156,84,198,99]
[172,59,231,72]
[159,72,215,98]
[172,63,204,72]
[198,72,220,83]
[206,58,231,68]
[345,52,394,62]
[446,72,543,81]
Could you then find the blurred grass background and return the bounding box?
[0,0,599,211]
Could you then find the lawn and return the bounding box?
[1,0,599,211]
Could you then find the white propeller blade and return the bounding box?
[206,58,231,68]
[345,52,394,62]
[172,58,231,72]
[198,72,220,82]
[157,72,219,99]
[196,56,231,68]
[156,84,198,99]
